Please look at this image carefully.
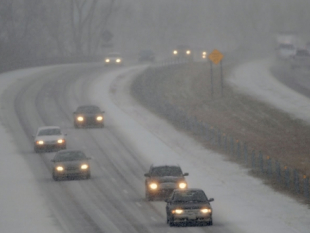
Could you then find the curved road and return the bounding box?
[0,63,234,233]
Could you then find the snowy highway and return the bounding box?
[0,61,310,233]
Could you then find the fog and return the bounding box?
[1,0,310,69]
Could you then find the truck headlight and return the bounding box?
[186,50,191,55]
[36,140,44,145]
[96,116,103,121]
[57,139,65,144]
[173,50,178,55]
[77,116,84,121]
[81,164,89,170]
[56,166,64,171]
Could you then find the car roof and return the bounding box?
[176,45,191,49]
[107,52,121,56]
[56,149,84,154]
[76,105,100,109]
[151,163,181,168]
[173,188,204,193]
[38,126,61,131]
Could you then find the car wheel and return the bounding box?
[169,217,175,227]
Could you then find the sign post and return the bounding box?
[208,49,224,97]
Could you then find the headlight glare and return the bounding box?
[96,116,103,121]
[105,59,110,62]
[201,208,212,214]
[116,59,121,63]
[36,140,44,145]
[77,116,84,121]
[178,182,187,189]
[81,164,89,170]
[149,183,158,190]
[57,139,64,144]
[186,50,191,54]
[56,166,64,171]
[173,50,178,55]
[172,209,183,214]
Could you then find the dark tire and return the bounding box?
[169,217,175,227]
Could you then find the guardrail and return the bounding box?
[132,61,310,203]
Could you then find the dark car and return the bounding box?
[73,105,104,128]
[138,50,155,62]
[165,189,214,226]
[173,45,193,61]
[290,49,310,69]
[144,164,189,201]
[51,150,91,181]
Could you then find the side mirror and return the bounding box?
[183,173,189,176]
[144,173,150,177]
[208,198,214,202]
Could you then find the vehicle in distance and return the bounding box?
[138,50,155,62]
[144,164,188,201]
[276,43,296,59]
[173,45,193,61]
[33,126,66,153]
[73,105,104,128]
[51,149,91,181]
[104,52,123,66]
[165,188,214,226]
[290,49,310,69]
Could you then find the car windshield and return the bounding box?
[54,151,86,162]
[151,166,183,176]
[279,44,294,50]
[38,128,61,136]
[173,190,207,202]
[296,50,310,56]
[76,106,101,114]
[107,53,121,58]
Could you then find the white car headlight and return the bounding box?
[200,208,212,214]
[173,50,178,55]
[186,50,191,55]
[178,182,187,189]
[149,183,158,190]
[36,140,44,145]
[116,59,121,63]
[172,209,184,214]
[56,166,64,171]
[57,139,65,144]
[105,59,110,63]
[77,116,84,121]
[81,164,89,170]
[96,116,103,121]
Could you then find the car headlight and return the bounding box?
[149,183,158,190]
[173,50,178,55]
[77,116,84,121]
[36,140,44,145]
[178,182,187,189]
[81,164,89,170]
[200,208,212,214]
[186,50,191,55]
[56,166,64,171]
[96,116,103,121]
[116,59,121,63]
[105,59,110,63]
[57,139,65,144]
[172,209,183,214]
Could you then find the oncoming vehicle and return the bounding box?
[51,149,91,181]
[276,43,296,59]
[104,52,123,66]
[173,45,193,61]
[144,164,189,201]
[73,105,104,128]
[165,189,214,227]
[138,50,155,62]
[33,126,66,153]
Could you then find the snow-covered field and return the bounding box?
[0,59,310,232]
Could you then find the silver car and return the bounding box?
[33,126,66,153]
[51,150,91,181]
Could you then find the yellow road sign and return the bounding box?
[208,49,223,65]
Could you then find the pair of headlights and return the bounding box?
[76,116,103,122]
[36,139,65,145]
[173,50,191,55]
[149,182,187,190]
[105,59,122,63]
[56,164,89,172]
[172,208,211,214]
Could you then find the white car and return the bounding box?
[33,126,67,153]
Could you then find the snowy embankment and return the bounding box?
[228,58,310,124]
[0,68,63,233]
